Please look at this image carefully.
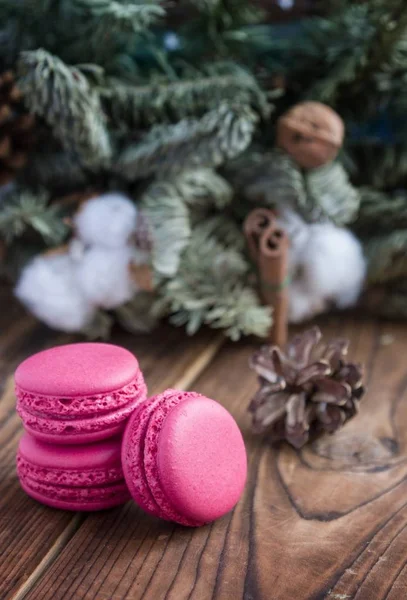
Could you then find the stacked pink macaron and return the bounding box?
[15,343,147,511]
[15,343,247,525]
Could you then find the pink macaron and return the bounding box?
[122,389,247,527]
[15,343,147,444]
[17,432,131,511]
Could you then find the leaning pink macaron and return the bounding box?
[17,432,130,511]
[15,343,147,444]
[122,389,247,526]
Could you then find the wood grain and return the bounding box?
[0,300,224,600]
[2,304,407,600]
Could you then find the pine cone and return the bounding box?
[0,70,36,185]
[249,326,365,449]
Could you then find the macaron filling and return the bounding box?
[15,376,144,417]
[17,373,147,443]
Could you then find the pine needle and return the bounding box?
[0,188,68,244]
[101,72,270,131]
[304,161,360,225]
[140,180,191,277]
[116,103,258,180]
[17,49,111,168]
[155,223,272,340]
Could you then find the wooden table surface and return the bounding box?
[2,286,407,600]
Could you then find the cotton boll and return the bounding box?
[74,193,138,248]
[288,281,326,324]
[287,222,366,323]
[305,223,366,307]
[74,246,136,309]
[15,254,94,332]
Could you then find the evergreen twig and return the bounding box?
[0,188,68,243]
[101,72,270,131]
[17,49,111,168]
[116,103,258,180]
[155,223,272,340]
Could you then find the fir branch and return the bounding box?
[364,229,407,284]
[71,0,164,28]
[101,72,270,131]
[21,150,90,191]
[224,149,307,213]
[140,180,191,277]
[351,144,407,190]
[0,188,68,244]
[155,223,272,340]
[196,214,246,250]
[354,188,407,236]
[189,0,263,29]
[116,103,258,180]
[81,309,114,340]
[17,49,112,169]
[174,169,233,211]
[361,279,407,320]
[355,0,407,84]
[304,161,360,225]
[184,0,264,57]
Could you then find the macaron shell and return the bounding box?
[18,432,124,482]
[143,391,204,527]
[18,476,130,511]
[15,343,139,396]
[121,395,163,516]
[17,433,130,511]
[157,398,247,523]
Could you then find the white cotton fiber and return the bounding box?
[288,222,366,323]
[74,246,136,309]
[15,254,94,332]
[74,192,138,248]
[305,223,366,308]
[278,210,367,323]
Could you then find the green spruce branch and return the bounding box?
[17,49,111,169]
[0,188,68,244]
[101,72,270,132]
[22,150,90,192]
[354,188,407,236]
[304,161,360,225]
[116,103,258,180]
[364,229,407,284]
[154,223,272,340]
[140,180,191,277]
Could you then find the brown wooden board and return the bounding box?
[17,316,407,600]
[0,310,224,600]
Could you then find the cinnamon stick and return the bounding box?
[244,208,290,347]
[258,224,289,347]
[243,208,275,263]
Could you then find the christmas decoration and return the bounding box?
[0,1,407,340]
[276,102,344,170]
[73,193,139,248]
[278,209,367,323]
[0,70,36,185]
[15,193,153,336]
[248,327,365,449]
[244,208,289,346]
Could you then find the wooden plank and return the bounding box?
[21,316,407,600]
[0,314,224,600]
